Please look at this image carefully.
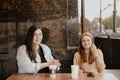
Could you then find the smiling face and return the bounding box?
[33,29,43,45]
[81,35,92,50]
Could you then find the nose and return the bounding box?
[35,35,40,38]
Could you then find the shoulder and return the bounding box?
[17,45,27,54]
[97,49,103,55]
[40,44,51,53]
[97,49,102,53]
[17,45,27,57]
[40,43,50,49]
[17,45,26,50]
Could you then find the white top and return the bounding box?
[16,44,53,74]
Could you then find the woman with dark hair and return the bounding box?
[17,25,61,73]
[73,32,106,75]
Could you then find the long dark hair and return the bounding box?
[24,25,41,63]
[78,32,95,64]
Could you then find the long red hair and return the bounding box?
[78,32,95,64]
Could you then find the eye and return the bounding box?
[87,39,90,41]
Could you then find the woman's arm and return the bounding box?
[74,52,88,73]
[40,59,61,69]
[73,52,80,65]
[17,45,41,73]
[91,44,106,73]
[95,49,106,73]
[73,52,83,70]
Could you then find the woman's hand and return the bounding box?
[91,44,97,51]
[90,44,98,57]
[49,59,61,67]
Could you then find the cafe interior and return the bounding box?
[0,0,120,80]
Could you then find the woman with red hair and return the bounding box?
[73,32,106,75]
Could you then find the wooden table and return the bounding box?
[7,70,120,80]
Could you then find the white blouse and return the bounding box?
[16,44,53,74]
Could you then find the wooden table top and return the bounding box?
[7,70,120,80]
